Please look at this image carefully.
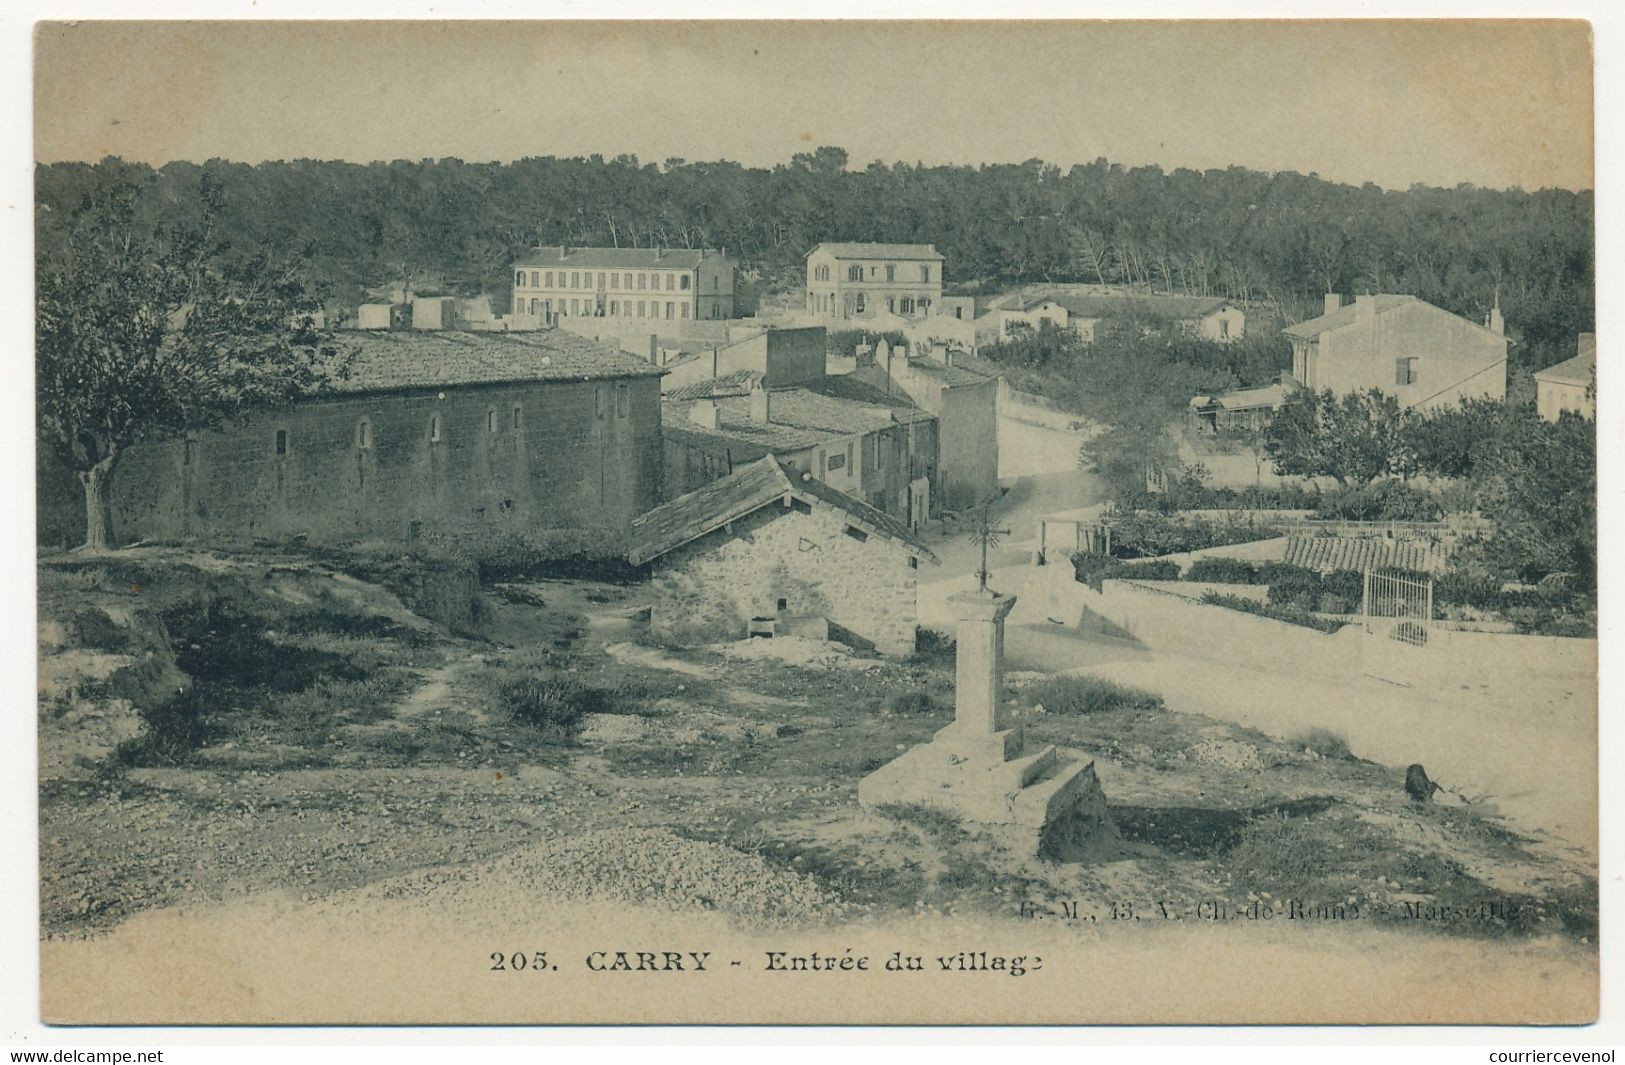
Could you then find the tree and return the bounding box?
[1462,410,1596,589]
[36,185,342,550]
[1264,389,1415,486]
[1402,395,1512,479]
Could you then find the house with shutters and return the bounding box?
[1283,293,1508,411]
[626,455,938,656]
[804,242,944,322]
[1534,333,1596,422]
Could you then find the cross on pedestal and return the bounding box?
[940,586,1022,764]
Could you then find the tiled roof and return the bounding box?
[1283,535,1447,576]
[322,330,663,394]
[513,246,726,270]
[820,371,936,420]
[1534,349,1595,386]
[1281,295,1419,340]
[664,370,762,401]
[1051,294,1233,321]
[898,356,998,387]
[1189,382,1297,411]
[665,387,924,451]
[806,242,944,261]
[625,455,936,565]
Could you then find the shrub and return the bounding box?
[1184,557,1261,584]
[498,674,603,734]
[1292,727,1353,760]
[1201,592,1347,634]
[1023,674,1163,715]
[886,689,942,716]
[1121,559,1182,581]
[1313,480,1442,522]
[1068,551,1180,590]
[468,527,635,583]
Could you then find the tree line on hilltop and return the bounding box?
[35,148,1593,371]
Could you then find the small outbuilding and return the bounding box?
[626,455,938,656]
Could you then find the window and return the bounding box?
[274,429,288,456]
[920,265,931,283]
[594,387,606,421]
[611,273,619,289]
[1219,319,1230,339]
[531,271,540,287]
[486,409,497,433]
[638,273,647,290]
[665,301,674,320]
[183,438,198,466]
[515,271,525,287]
[885,264,895,282]
[827,452,847,471]
[429,415,442,443]
[665,273,674,291]
[680,275,690,290]
[544,271,552,287]
[848,264,863,282]
[597,272,606,288]
[356,420,372,449]
[776,597,789,612]
[855,294,866,313]
[637,301,646,317]
[680,304,689,319]
[1395,357,1419,386]
[789,497,812,515]
[899,297,914,315]
[623,272,632,289]
[512,406,523,430]
[846,442,854,471]
[610,300,619,315]
[616,383,630,418]
[843,525,868,542]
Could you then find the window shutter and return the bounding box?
[1395,358,1407,385]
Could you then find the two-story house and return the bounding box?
[512,246,735,326]
[805,242,944,322]
[1283,294,1508,411]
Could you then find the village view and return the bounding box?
[35,149,1597,1005]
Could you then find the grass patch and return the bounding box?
[1292,727,1353,760]
[885,688,944,716]
[873,802,965,839]
[1023,674,1163,715]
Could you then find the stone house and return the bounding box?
[662,377,940,526]
[627,455,938,656]
[511,245,736,326]
[659,326,828,394]
[1050,293,1246,344]
[804,242,944,322]
[833,339,1000,512]
[37,330,665,549]
[1284,294,1508,411]
[1534,333,1596,422]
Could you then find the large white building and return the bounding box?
[804,242,944,322]
[513,246,735,325]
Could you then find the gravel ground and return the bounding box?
[334,827,846,927]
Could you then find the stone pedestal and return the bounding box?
[858,588,1114,858]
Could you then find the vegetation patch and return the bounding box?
[1023,674,1163,715]
[1200,591,1347,634]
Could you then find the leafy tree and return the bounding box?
[1459,410,1596,589]
[1263,389,1415,486]
[36,183,343,550]
[1402,395,1513,479]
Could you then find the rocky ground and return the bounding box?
[38,547,1598,956]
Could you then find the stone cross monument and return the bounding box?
[858,581,1113,857]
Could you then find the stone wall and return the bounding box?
[38,376,663,549]
[649,500,922,656]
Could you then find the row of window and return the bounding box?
[267,387,634,456]
[811,263,933,284]
[808,292,933,316]
[515,269,696,292]
[523,297,690,320]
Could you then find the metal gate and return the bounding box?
[1362,569,1433,646]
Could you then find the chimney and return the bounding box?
[559,246,567,261]
[688,399,719,430]
[646,334,658,363]
[1323,293,1342,316]
[1354,294,1375,323]
[749,379,771,424]
[932,342,951,367]
[1487,294,1505,336]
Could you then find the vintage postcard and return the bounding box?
[32,19,1598,1025]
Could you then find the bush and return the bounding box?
[886,689,942,716]
[1313,480,1442,522]
[1201,592,1347,634]
[1292,727,1352,760]
[498,674,606,734]
[1068,552,1181,590]
[1183,557,1262,584]
[468,527,635,583]
[1023,674,1163,715]
[1105,508,1282,557]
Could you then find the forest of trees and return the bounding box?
[35,148,1594,372]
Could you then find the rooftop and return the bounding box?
[1283,535,1447,576]
[1534,348,1596,387]
[1050,293,1234,321]
[323,329,663,394]
[664,370,762,402]
[514,245,727,270]
[626,455,936,566]
[1281,295,1420,340]
[665,386,931,451]
[807,242,944,262]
